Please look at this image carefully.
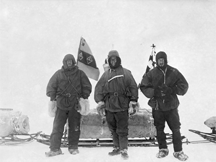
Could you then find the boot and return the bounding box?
[68,148,79,155]
[173,151,188,161]
[156,148,169,158]
[45,149,63,157]
[120,149,129,160]
[108,147,120,156]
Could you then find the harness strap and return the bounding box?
[57,72,81,98]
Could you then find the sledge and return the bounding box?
[0,108,30,136]
[36,108,186,147]
[0,108,41,145]
[37,132,186,147]
[188,129,216,144]
[0,131,41,145]
[188,116,216,144]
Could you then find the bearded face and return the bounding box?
[158,58,165,67]
[110,56,117,67]
[66,60,73,67]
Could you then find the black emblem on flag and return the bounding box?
[78,52,83,60]
[87,56,93,64]
[81,41,85,46]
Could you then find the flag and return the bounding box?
[145,44,156,74]
[138,44,156,88]
[77,37,100,81]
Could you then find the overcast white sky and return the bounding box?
[0,0,216,136]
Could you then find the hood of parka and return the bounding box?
[108,50,121,69]
[156,51,168,70]
[62,54,76,70]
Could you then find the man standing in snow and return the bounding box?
[139,51,189,161]
[94,50,138,160]
[46,54,92,157]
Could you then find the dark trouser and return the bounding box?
[106,110,129,150]
[49,107,81,151]
[152,108,182,152]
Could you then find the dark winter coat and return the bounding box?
[94,49,138,113]
[46,54,92,110]
[139,65,188,111]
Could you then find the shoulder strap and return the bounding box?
[59,72,81,97]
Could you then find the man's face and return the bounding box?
[158,58,165,67]
[66,60,73,67]
[110,56,117,67]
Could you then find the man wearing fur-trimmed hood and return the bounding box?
[46,54,92,157]
[94,50,138,159]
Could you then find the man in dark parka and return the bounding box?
[46,54,92,157]
[139,51,189,161]
[94,50,138,159]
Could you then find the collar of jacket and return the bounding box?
[157,65,167,72]
[109,65,122,72]
[62,66,78,75]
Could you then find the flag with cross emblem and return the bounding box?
[138,44,156,88]
[77,37,100,81]
[145,44,156,74]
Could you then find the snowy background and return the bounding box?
[0,0,216,161]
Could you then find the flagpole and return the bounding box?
[151,44,156,56]
[138,44,156,88]
[151,44,156,66]
[77,37,82,66]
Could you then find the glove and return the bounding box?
[97,101,105,107]
[48,100,57,117]
[96,101,105,118]
[128,101,138,116]
[98,108,106,118]
[160,84,172,96]
[77,98,90,116]
[154,87,163,97]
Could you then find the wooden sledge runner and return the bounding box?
[37,132,186,147]
[188,129,216,144]
[0,131,42,145]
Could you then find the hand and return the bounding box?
[129,101,137,108]
[96,101,105,117]
[154,88,163,97]
[128,101,138,116]
[98,108,106,117]
[48,100,57,117]
[160,84,172,95]
[97,101,105,107]
[128,107,135,114]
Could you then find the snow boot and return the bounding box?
[68,148,79,155]
[108,147,120,156]
[120,149,129,160]
[45,149,63,157]
[156,148,169,158]
[173,151,188,161]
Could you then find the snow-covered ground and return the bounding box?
[0,132,215,162]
